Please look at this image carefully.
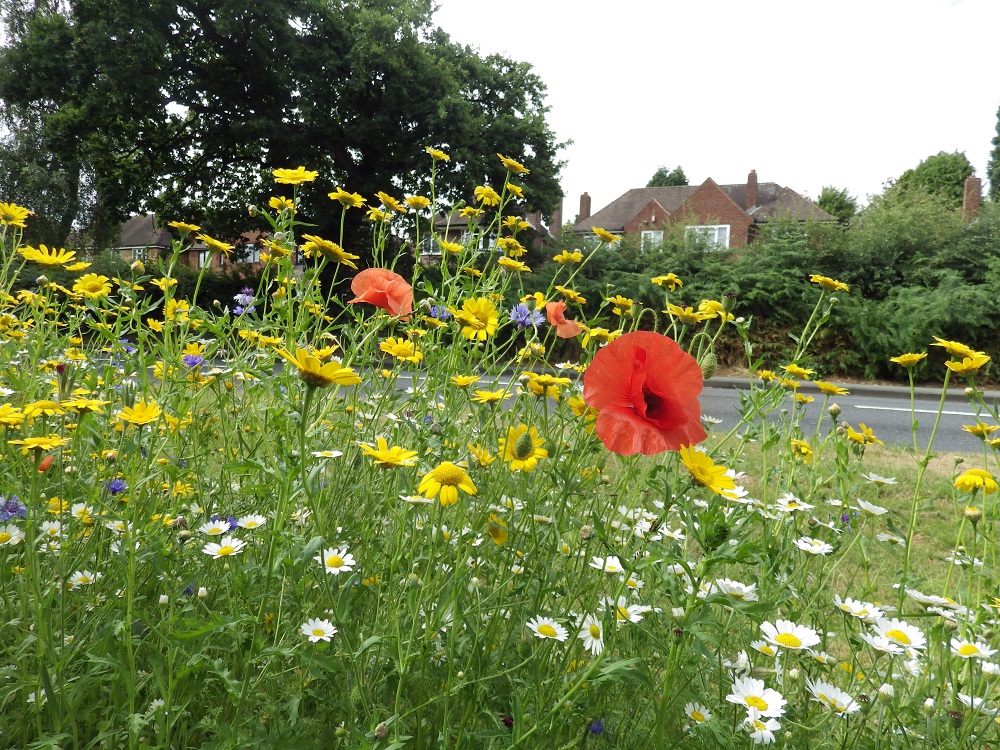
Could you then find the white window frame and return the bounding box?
[197,249,210,268]
[641,230,664,251]
[238,242,260,264]
[685,224,730,250]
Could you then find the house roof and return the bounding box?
[116,214,173,249]
[571,181,833,232]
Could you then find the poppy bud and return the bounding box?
[721,293,737,312]
[699,351,718,380]
[37,455,54,472]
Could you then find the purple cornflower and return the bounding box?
[0,496,27,521]
[233,288,256,315]
[509,302,543,328]
[182,354,205,368]
[118,338,137,354]
[105,478,127,495]
[588,718,605,736]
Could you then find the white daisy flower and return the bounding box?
[201,536,247,558]
[199,520,229,535]
[858,632,905,655]
[775,493,814,513]
[906,589,960,609]
[310,450,344,459]
[684,701,711,724]
[301,618,338,642]
[957,693,997,716]
[726,676,787,717]
[795,537,833,555]
[590,555,623,574]
[715,578,758,602]
[742,707,781,744]
[950,638,998,659]
[0,524,24,546]
[871,617,926,651]
[577,614,604,655]
[68,570,101,588]
[861,472,897,485]
[315,547,356,575]
[70,503,94,522]
[760,620,821,651]
[807,679,861,715]
[833,595,883,622]
[876,532,905,546]
[855,499,888,516]
[605,595,650,623]
[526,616,568,642]
[237,514,267,529]
[39,520,62,538]
[750,640,777,657]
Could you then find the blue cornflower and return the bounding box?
[105,478,127,495]
[118,338,137,354]
[0,496,27,521]
[182,354,205,368]
[429,305,451,321]
[509,302,543,328]
[588,718,605,736]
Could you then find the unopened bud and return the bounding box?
[374,722,388,740]
[177,529,192,541]
[722,294,737,312]
[36,275,48,285]
[699,351,718,380]
[828,403,842,419]
[159,594,169,606]
[878,683,894,702]
[248,204,259,217]
[787,667,800,680]
[580,524,593,541]
[273,232,286,243]
[964,506,982,524]
[923,697,936,714]
[964,387,976,398]
[130,260,145,273]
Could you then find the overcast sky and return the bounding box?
[432,0,999,221]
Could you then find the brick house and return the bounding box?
[112,214,268,270]
[569,170,835,250]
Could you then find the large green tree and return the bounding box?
[988,103,1000,203]
[816,186,857,224]
[646,165,688,187]
[895,150,973,209]
[0,0,564,246]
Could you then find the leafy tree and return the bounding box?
[816,186,857,224]
[988,103,1000,203]
[646,165,688,187]
[0,0,564,246]
[895,150,973,209]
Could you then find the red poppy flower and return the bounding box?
[349,268,413,317]
[545,301,584,338]
[583,331,706,455]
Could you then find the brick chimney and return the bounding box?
[549,195,563,238]
[963,175,982,222]
[745,169,758,211]
[578,192,591,223]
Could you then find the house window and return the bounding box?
[685,224,730,249]
[641,230,663,251]
[237,242,260,264]
[197,249,210,268]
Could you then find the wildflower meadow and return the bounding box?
[1,152,999,749]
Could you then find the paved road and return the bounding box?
[701,379,1000,454]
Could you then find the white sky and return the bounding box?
[432,0,999,219]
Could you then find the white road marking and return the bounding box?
[853,405,978,417]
